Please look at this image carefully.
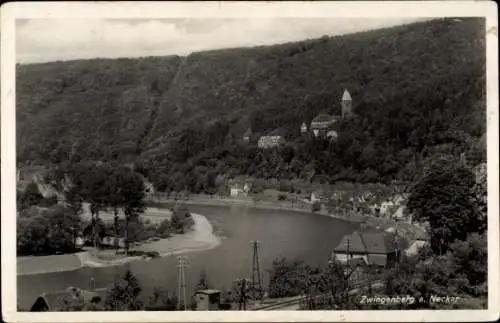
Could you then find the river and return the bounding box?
[17,205,359,309]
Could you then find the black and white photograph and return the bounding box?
[1,1,498,322]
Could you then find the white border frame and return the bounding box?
[2,1,499,322]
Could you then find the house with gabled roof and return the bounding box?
[405,230,430,256]
[30,286,108,311]
[332,231,408,268]
[310,113,339,137]
[257,128,287,149]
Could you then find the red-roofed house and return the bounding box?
[332,231,407,267]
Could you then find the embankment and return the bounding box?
[17,212,220,276]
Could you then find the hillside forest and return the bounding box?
[16,18,486,193]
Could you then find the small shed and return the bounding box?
[194,289,221,311]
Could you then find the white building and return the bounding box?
[230,186,244,197]
[379,201,394,216]
[257,128,286,149]
[194,289,221,311]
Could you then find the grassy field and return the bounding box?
[17,253,83,276]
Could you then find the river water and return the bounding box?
[17,205,358,309]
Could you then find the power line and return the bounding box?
[250,240,263,300]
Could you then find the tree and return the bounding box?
[18,182,45,210]
[407,161,485,254]
[385,233,487,309]
[146,287,177,311]
[267,257,307,298]
[105,269,143,310]
[17,205,83,255]
[119,169,146,255]
[307,259,360,310]
[195,269,212,291]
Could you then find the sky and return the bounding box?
[16,18,424,64]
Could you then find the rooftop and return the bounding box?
[267,127,288,137]
[311,113,338,124]
[32,287,108,311]
[195,289,221,295]
[342,89,352,101]
[334,231,408,255]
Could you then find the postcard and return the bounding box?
[1,1,498,322]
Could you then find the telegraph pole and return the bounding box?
[250,240,263,300]
[177,256,188,310]
[395,233,400,272]
[238,278,247,310]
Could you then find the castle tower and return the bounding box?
[341,89,352,119]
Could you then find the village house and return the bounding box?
[379,200,395,217]
[310,192,321,203]
[332,231,407,268]
[230,183,245,198]
[405,231,430,256]
[30,286,108,311]
[257,128,287,149]
[391,205,413,223]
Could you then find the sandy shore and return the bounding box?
[79,213,221,268]
[17,212,220,276]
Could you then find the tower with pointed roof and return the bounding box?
[341,89,352,119]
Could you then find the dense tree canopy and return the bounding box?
[17,18,485,191]
[17,205,83,256]
[407,161,485,254]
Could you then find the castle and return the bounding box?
[301,88,353,139]
[246,89,354,149]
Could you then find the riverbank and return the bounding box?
[150,195,426,241]
[149,195,365,222]
[17,212,220,276]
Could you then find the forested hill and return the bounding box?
[17,18,486,189]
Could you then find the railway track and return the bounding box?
[253,280,384,311]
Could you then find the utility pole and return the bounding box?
[395,233,400,273]
[238,278,247,310]
[177,256,188,311]
[250,240,263,300]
